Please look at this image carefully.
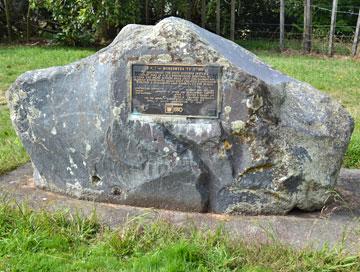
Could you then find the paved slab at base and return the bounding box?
[1,163,360,254]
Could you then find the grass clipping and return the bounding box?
[0,200,358,271]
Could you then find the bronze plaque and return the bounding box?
[131,64,221,118]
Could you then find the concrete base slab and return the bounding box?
[1,163,360,254]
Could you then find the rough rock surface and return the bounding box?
[7,17,354,214]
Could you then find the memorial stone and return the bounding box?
[7,17,354,214]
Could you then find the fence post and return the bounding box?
[303,0,306,42]
[280,0,285,51]
[230,0,236,41]
[303,0,312,53]
[328,0,338,56]
[352,9,360,57]
[216,0,220,35]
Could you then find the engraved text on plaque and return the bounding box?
[131,64,221,117]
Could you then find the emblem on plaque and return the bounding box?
[165,103,184,114]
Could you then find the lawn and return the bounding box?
[0,201,358,271]
[0,46,95,105]
[0,44,359,174]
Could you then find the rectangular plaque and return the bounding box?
[131,64,221,118]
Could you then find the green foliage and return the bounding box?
[344,128,360,169]
[0,0,30,42]
[30,0,141,45]
[0,201,359,271]
[2,0,360,45]
[285,0,360,39]
[166,0,190,18]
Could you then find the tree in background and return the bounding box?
[3,0,11,41]
[0,0,32,42]
[29,0,140,45]
[287,0,359,39]
[1,0,359,47]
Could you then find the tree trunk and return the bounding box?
[352,9,360,57]
[328,0,338,56]
[201,0,206,28]
[4,0,11,42]
[230,0,236,41]
[216,0,220,35]
[160,0,165,19]
[186,0,193,20]
[280,0,285,51]
[145,0,149,24]
[26,2,31,42]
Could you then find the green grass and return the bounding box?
[237,38,353,55]
[0,45,96,105]
[0,106,29,174]
[0,43,359,173]
[0,201,358,271]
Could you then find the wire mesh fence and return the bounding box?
[234,21,358,55]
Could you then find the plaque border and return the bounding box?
[129,63,222,119]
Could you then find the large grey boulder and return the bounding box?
[7,17,354,214]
